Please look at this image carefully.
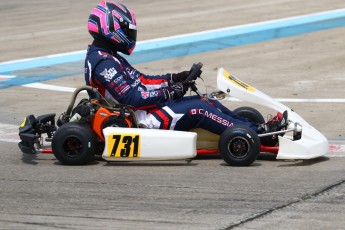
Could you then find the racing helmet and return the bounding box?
[88,1,137,55]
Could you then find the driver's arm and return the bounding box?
[92,59,169,108]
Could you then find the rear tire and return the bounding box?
[52,122,97,165]
[219,125,260,166]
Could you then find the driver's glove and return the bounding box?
[163,82,188,100]
[192,69,202,81]
[170,69,202,83]
[170,71,189,83]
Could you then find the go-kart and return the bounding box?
[18,63,328,166]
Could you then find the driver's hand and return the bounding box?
[171,71,189,83]
[191,68,202,81]
[163,82,188,100]
[171,68,202,83]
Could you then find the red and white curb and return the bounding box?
[328,143,345,157]
[0,123,21,143]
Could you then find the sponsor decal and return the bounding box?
[150,91,160,97]
[100,68,117,82]
[223,70,255,92]
[189,109,234,127]
[141,91,150,99]
[125,67,137,79]
[131,78,141,87]
[115,83,130,96]
[140,90,161,99]
[113,75,124,84]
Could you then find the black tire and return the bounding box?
[234,106,277,147]
[52,122,97,165]
[233,106,265,124]
[219,125,260,166]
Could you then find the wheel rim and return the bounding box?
[227,136,250,159]
[62,136,83,158]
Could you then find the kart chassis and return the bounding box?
[18,64,328,165]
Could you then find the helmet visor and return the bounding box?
[126,27,137,42]
[120,20,137,42]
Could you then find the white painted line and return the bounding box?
[0,123,18,131]
[137,8,345,44]
[0,137,19,143]
[275,98,345,103]
[1,8,345,73]
[22,83,86,93]
[22,83,345,103]
[0,50,85,65]
[0,75,16,80]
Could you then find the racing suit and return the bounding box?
[84,45,258,135]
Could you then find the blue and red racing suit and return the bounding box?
[84,45,258,135]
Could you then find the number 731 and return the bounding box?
[108,134,140,158]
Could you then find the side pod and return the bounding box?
[102,127,197,161]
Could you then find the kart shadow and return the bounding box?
[206,153,329,167]
[257,153,330,167]
[20,153,329,167]
[194,154,221,160]
[197,154,263,167]
[21,153,56,165]
[277,156,330,167]
[103,160,198,167]
[219,162,262,167]
[21,154,39,165]
[258,153,278,161]
[53,161,101,166]
[20,154,197,167]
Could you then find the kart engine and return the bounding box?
[69,99,133,129]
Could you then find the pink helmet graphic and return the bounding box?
[88,1,137,55]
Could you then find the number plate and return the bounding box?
[107,134,141,158]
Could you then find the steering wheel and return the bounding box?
[185,62,203,96]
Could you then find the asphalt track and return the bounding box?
[1,0,345,229]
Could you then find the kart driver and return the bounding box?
[84,1,287,138]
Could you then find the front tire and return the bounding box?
[52,122,97,165]
[219,125,260,166]
[233,106,265,124]
[234,106,278,146]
